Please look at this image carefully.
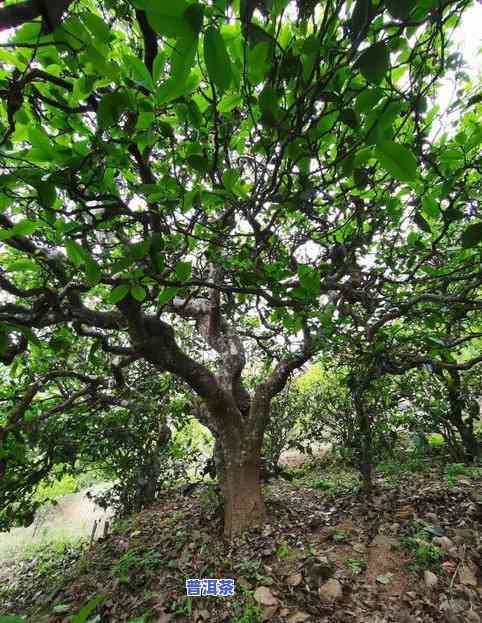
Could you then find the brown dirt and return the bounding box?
[1,467,481,623]
[365,533,409,596]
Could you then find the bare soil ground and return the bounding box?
[1,462,480,623]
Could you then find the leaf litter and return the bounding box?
[0,465,480,622]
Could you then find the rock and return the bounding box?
[319,578,343,602]
[286,573,303,587]
[466,611,481,623]
[424,570,438,589]
[254,586,278,607]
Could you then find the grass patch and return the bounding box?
[400,521,444,571]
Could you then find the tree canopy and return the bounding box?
[0,0,481,536]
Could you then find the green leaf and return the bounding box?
[65,240,85,267]
[186,154,209,174]
[355,88,383,113]
[8,259,38,272]
[351,0,372,41]
[297,265,321,296]
[461,222,482,248]
[131,284,147,302]
[0,616,27,622]
[375,140,418,182]
[384,0,416,21]
[175,261,192,281]
[37,181,57,208]
[159,32,198,102]
[158,287,178,306]
[124,55,154,91]
[12,219,38,237]
[422,195,440,219]
[247,41,270,84]
[108,284,130,304]
[259,85,280,127]
[355,42,390,84]
[222,169,241,192]
[85,257,102,286]
[28,127,54,157]
[413,212,431,233]
[70,596,105,623]
[129,239,151,260]
[152,51,165,83]
[339,108,359,129]
[218,93,242,113]
[147,1,199,38]
[97,92,130,129]
[184,3,204,34]
[82,11,111,43]
[203,27,232,93]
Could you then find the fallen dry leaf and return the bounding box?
[254,586,278,606]
[424,570,438,589]
[459,563,478,587]
[286,573,303,587]
[319,578,342,602]
[261,604,279,621]
[287,612,311,622]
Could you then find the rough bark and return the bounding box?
[352,383,373,494]
[222,452,266,537]
[444,369,480,461]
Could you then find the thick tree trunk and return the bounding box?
[445,370,480,461]
[222,453,266,537]
[212,426,267,538]
[352,386,373,494]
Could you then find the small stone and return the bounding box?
[424,570,438,589]
[319,578,343,602]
